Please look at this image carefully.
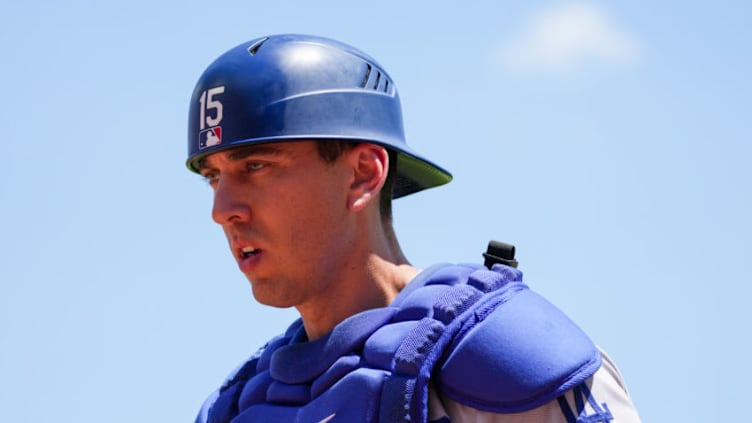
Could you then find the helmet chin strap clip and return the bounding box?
[483,240,518,269]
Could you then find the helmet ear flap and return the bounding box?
[186,34,452,198]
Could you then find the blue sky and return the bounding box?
[1,1,749,421]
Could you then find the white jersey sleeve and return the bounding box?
[428,349,642,423]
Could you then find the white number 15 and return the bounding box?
[199,86,225,130]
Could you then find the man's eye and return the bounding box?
[201,172,218,184]
[247,162,266,171]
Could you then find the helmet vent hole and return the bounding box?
[360,64,372,88]
[360,63,393,94]
[248,38,269,56]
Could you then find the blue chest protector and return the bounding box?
[196,264,601,423]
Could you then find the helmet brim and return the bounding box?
[392,151,452,199]
[186,137,451,199]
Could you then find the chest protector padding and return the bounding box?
[199,264,601,423]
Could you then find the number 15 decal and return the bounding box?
[199,86,225,130]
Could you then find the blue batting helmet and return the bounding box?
[186,34,451,198]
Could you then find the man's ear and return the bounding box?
[346,144,388,212]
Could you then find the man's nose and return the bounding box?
[211,178,251,224]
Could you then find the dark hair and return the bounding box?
[316,141,396,223]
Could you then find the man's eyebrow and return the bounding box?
[198,145,285,170]
[227,145,283,161]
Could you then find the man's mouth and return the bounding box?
[240,246,259,258]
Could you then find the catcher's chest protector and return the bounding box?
[201,264,601,423]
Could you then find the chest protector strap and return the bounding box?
[199,264,601,423]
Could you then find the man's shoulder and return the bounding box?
[397,263,602,413]
[430,349,642,423]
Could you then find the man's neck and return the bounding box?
[296,225,418,341]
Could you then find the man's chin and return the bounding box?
[249,280,297,309]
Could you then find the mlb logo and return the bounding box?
[199,127,222,149]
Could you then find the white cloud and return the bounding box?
[500,3,641,72]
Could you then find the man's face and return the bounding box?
[198,141,357,308]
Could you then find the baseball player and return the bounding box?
[187,34,642,423]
